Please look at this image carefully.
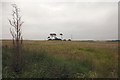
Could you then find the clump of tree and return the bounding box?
[68,39,71,41]
[8,4,24,73]
[50,33,57,40]
[47,33,72,41]
[48,33,62,41]
[60,33,63,40]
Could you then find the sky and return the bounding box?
[1,0,119,40]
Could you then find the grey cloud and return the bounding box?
[2,1,118,40]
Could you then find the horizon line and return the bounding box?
[0,39,119,41]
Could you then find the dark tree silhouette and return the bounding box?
[50,33,53,39]
[53,33,56,39]
[50,33,56,40]
[8,4,24,73]
[47,36,50,39]
[47,36,52,40]
[60,33,63,40]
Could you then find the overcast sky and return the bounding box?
[1,0,119,40]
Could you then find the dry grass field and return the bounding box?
[2,40,119,78]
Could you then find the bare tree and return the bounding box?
[9,4,24,73]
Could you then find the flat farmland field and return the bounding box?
[2,40,119,78]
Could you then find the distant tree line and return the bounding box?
[47,33,71,41]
